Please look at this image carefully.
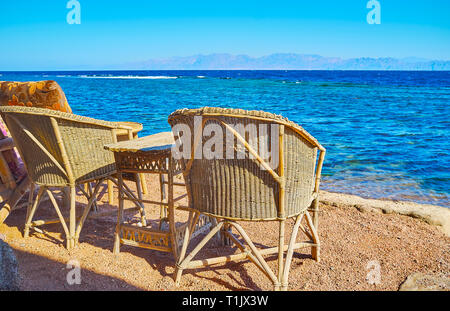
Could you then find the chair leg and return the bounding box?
[175,211,195,285]
[67,186,76,250]
[175,221,224,286]
[46,189,70,245]
[75,180,103,244]
[24,183,35,222]
[223,229,271,279]
[276,219,286,291]
[310,197,320,260]
[232,222,280,289]
[175,218,310,290]
[24,186,44,238]
[281,214,303,291]
[62,187,70,210]
[107,180,114,205]
[305,211,320,262]
[87,182,98,212]
[312,197,319,234]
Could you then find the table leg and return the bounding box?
[159,173,168,229]
[168,159,178,260]
[140,173,148,195]
[113,173,124,256]
[220,222,233,246]
[134,173,147,227]
[133,133,148,195]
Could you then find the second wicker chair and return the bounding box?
[0,106,147,250]
[168,107,326,291]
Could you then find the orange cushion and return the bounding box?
[0,80,72,113]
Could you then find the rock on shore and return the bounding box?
[0,239,20,290]
[399,272,449,291]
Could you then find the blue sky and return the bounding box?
[0,0,449,70]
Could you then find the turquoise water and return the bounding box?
[1,70,449,206]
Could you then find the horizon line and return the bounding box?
[1,69,450,73]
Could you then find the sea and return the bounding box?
[0,70,448,207]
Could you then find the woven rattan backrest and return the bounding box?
[0,106,118,186]
[168,107,325,221]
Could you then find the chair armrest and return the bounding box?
[111,121,144,139]
[114,123,134,131]
[111,121,143,132]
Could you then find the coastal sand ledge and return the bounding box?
[320,191,450,237]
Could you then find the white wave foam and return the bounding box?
[197,76,206,78]
[78,75,178,80]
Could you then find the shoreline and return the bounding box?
[320,190,450,237]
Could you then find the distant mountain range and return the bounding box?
[117,53,450,70]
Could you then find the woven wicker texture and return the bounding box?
[0,106,125,187]
[168,107,323,221]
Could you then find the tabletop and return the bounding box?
[104,131,175,153]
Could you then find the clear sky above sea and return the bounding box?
[0,0,449,70]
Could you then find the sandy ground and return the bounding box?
[0,174,448,291]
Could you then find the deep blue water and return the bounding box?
[1,70,449,207]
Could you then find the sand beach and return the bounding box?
[0,174,448,291]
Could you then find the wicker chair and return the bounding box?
[168,107,326,291]
[0,106,147,250]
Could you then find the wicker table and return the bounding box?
[105,132,209,260]
[114,121,147,199]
